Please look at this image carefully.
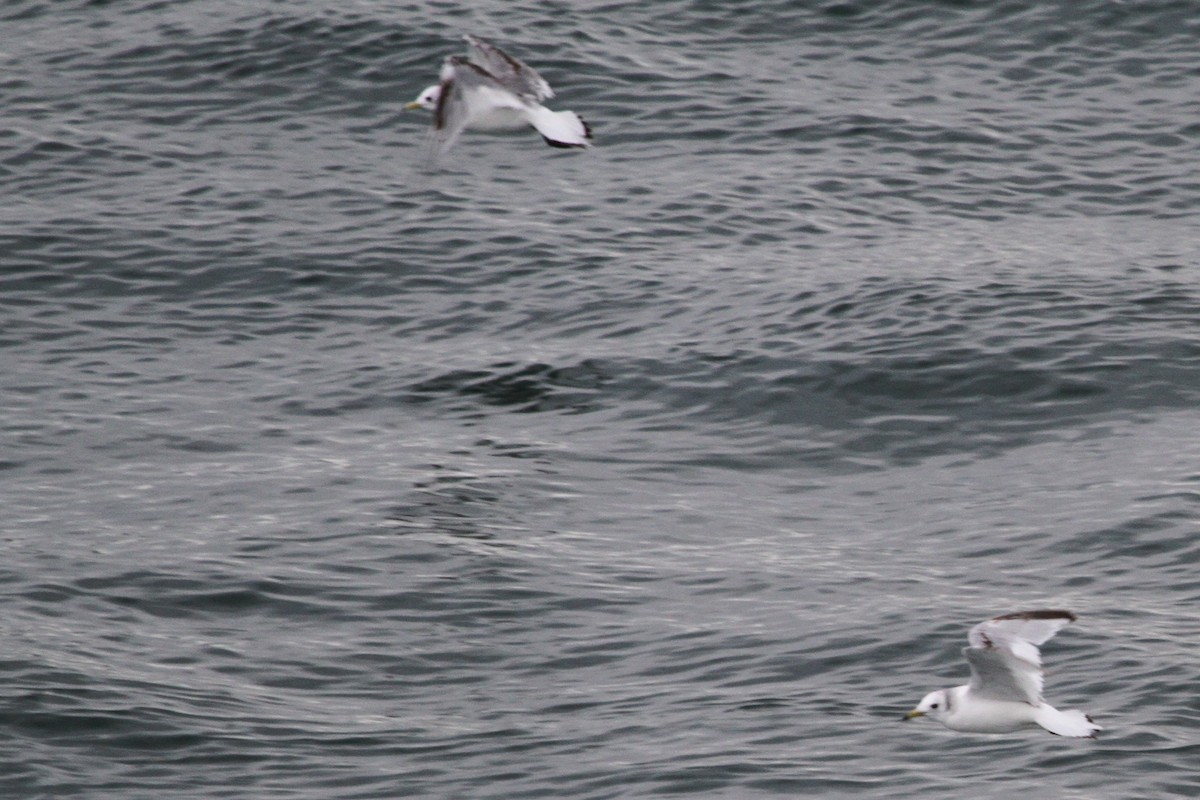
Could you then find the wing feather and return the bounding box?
[463,34,553,100]
[964,646,1042,704]
[967,609,1076,668]
[963,610,1078,705]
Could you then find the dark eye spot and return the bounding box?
[931,703,939,709]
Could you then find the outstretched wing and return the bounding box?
[964,610,1078,705]
[964,646,1042,704]
[463,34,553,100]
[968,610,1076,667]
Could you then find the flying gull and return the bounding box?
[405,35,592,154]
[903,610,1102,737]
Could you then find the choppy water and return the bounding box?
[3,1,1199,797]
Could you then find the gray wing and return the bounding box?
[962,610,1077,705]
[463,34,553,100]
[964,645,1042,705]
[967,610,1075,672]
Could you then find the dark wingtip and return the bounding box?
[541,135,588,149]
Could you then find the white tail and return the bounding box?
[1034,704,1102,738]
[527,107,592,148]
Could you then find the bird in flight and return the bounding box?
[405,35,592,156]
[904,610,1101,737]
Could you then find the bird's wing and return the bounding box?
[426,63,464,153]
[964,646,1042,704]
[963,610,1077,704]
[967,610,1076,668]
[463,34,553,100]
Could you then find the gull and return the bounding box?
[404,35,592,155]
[904,610,1102,737]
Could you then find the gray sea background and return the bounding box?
[3,0,1199,797]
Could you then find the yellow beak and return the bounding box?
[903,710,925,721]
[403,101,423,111]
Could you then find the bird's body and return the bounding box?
[905,610,1101,738]
[405,35,591,155]
[925,687,1036,733]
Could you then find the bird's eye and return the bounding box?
[931,703,939,709]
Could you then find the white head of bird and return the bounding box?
[404,85,441,111]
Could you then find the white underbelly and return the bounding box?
[945,697,1038,733]
[465,86,532,131]
[470,106,529,131]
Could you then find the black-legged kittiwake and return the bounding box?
[405,35,592,155]
[904,610,1102,738]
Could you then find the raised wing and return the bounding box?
[963,610,1078,705]
[964,645,1042,704]
[463,34,553,100]
[967,610,1076,668]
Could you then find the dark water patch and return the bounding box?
[363,272,1200,467]
[405,361,608,415]
[61,571,349,622]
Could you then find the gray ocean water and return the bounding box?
[3,1,1199,797]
